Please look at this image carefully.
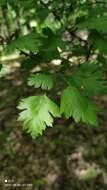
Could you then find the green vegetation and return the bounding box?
[0,0,107,139]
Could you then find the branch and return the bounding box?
[86,44,94,61]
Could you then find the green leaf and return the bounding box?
[69,62,106,96]
[60,86,98,126]
[87,5,107,17]
[0,0,6,6]
[89,31,107,54]
[21,58,37,69]
[60,59,70,72]
[28,73,54,90]
[4,32,42,55]
[77,16,107,33]
[38,28,64,61]
[36,7,49,23]
[14,0,36,9]
[18,95,60,138]
[95,37,107,54]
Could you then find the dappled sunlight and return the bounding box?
[67,146,104,181]
[51,59,61,66]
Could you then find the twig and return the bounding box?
[86,44,94,61]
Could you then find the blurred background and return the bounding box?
[0,0,107,189]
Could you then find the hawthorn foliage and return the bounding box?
[0,0,107,138]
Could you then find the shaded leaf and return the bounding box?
[69,62,107,96]
[77,16,107,33]
[28,73,54,90]
[60,86,98,126]
[4,32,42,55]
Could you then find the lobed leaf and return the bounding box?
[18,95,60,138]
[28,73,54,90]
[69,62,107,96]
[60,86,98,126]
[4,32,42,55]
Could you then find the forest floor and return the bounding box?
[0,58,107,190]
